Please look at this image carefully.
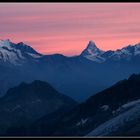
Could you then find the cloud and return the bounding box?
[0,3,140,55]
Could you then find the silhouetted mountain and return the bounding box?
[0,80,77,135]
[45,73,140,136]
[87,98,140,136]
[5,74,140,136]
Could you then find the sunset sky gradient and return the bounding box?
[0,3,140,56]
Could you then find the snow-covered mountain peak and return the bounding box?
[81,41,104,56]
[119,43,140,56]
[15,42,41,55]
[81,41,140,63]
[82,41,104,56]
[0,39,40,55]
[0,39,13,49]
[87,41,97,49]
[0,39,42,65]
[80,41,105,62]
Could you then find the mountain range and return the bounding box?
[3,73,140,136]
[0,38,140,136]
[0,39,140,101]
[81,41,140,63]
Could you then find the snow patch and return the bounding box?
[76,118,88,126]
[0,39,11,49]
[27,53,42,58]
[122,99,140,109]
[87,99,140,136]
[100,105,109,111]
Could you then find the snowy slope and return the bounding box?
[0,39,42,65]
[87,99,140,136]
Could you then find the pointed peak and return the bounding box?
[15,42,40,55]
[87,40,97,49]
[88,40,96,45]
[81,41,104,57]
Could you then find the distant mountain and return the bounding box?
[81,41,140,63]
[1,39,140,102]
[0,80,77,135]
[80,41,105,62]
[0,39,42,65]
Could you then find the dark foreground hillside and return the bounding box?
[4,74,140,137]
[0,80,77,135]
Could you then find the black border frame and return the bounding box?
[0,1,139,139]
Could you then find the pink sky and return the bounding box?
[0,3,140,56]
